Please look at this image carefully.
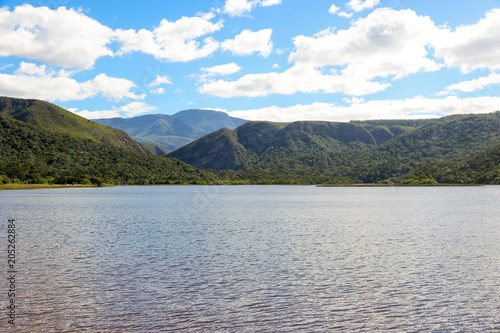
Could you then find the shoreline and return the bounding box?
[316,183,485,187]
[1,183,494,190]
[0,184,112,190]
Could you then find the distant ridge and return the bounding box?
[94,109,247,151]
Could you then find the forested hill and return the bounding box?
[167,120,418,170]
[402,143,500,184]
[1,96,498,186]
[168,112,500,184]
[0,97,218,185]
[0,97,148,154]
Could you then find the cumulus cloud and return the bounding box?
[202,7,500,100]
[338,11,354,18]
[201,63,242,76]
[224,0,253,16]
[227,96,500,122]
[290,8,441,79]
[72,109,122,119]
[115,13,223,62]
[433,8,500,72]
[0,5,114,69]
[223,0,282,17]
[120,101,158,117]
[201,9,441,98]
[221,29,273,57]
[199,65,390,97]
[346,0,380,12]
[148,75,172,87]
[73,101,158,119]
[444,72,500,93]
[0,62,144,102]
[329,4,340,15]
[149,87,165,95]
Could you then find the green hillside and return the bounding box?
[142,143,170,156]
[0,97,218,185]
[169,112,500,184]
[402,143,500,185]
[2,97,498,186]
[0,97,148,154]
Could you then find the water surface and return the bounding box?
[1,185,499,331]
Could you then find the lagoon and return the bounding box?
[1,185,499,331]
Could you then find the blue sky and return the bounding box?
[1,0,500,121]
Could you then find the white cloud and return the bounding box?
[433,8,500,72]
[0,64,14,70]
[329,4,340,15]
[72,101,158,119]
[227,96,500,122]
[260,0,282,6]
[338,11,353,18]
[73,109,122,119]
[223,0,281,17]
[290,8,441,79]
[149,87,165,95]
[202,8,500,100]
[343,96,365,104]
[199,65,390,97]
[201,63,242,76]
[200,107,228,112]
[115,13,223,62]
[346,0,380,12]
[221,29,273,57]
[0,5,114,69]
[224,0,253,17]
[202,9,441,98]
[444,72,500,93]
[0,62,143,102]
[81,73,145,101]
[14,62,52,76]
[120,101,158,117]
[148,75,172,87]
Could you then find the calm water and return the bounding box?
[1,185,499,332]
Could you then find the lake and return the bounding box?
[1,185,499,332]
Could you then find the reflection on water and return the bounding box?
[1,186,500,331]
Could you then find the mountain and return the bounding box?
[0,96,148,154]
[167,120,420,170]
[0,97,218,185]
[2,96,498,186]
[94,109,247,151]
[168,112,500,184]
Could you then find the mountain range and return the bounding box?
[93,110,246,151]
[1,96,499,186]
[168,112,500,184]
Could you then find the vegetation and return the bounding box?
[0,114,226,185]
[170,112,500,185]
[0,97,225,186]
[142,143,170,156]
[402,144,500,185]
[1,97,499,186]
